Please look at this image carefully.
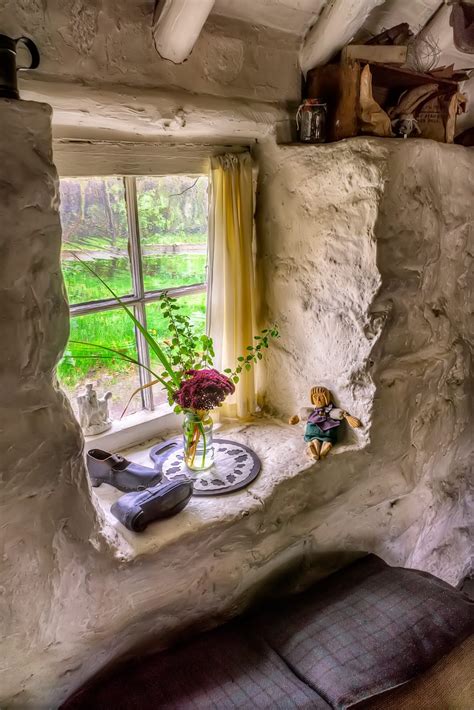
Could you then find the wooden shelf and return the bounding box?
[305,60,461,143]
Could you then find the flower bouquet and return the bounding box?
[67,258,278,471]
[173,369,234,469]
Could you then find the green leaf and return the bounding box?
[224,368,232,373]
[237,356,245,362]
[245,363,251,371]
[233,376,239,383]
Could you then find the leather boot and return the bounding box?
[111,478,193,532]
[87,449,162,492]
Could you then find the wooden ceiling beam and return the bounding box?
[300,0,385,76]
[152,0,216,64]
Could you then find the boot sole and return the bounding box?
[89,476,161,493]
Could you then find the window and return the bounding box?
[58,175,208,421]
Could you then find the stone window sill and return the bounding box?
[92,418,359,562]
[83,403,182,454]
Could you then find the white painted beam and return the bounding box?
[152,0,215,64]
[21,79,291,143]
[300,0,385,76]
[414,3,469,63]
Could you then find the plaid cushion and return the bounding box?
[63,623,330,709]
[253,555,474,709]
[62,556,473,710]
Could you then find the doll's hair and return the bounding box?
[310,386,331,405]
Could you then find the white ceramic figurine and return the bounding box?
[76,383,112,436]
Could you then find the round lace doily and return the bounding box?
[149,438,261,496]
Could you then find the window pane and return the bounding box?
[57,309,142,420]
[60,177,133,304]
[145,292,207,406]
[136,176,208,292]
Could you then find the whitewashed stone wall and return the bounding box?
[0,100,100,705]
[0,0,300,103]
[1,101,472,709]
[0,101,100,549]
[256,137,473,586]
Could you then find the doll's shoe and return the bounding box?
[306,442,320,460]
[110,479,193,532]
[320,442,333,458]
[87,449,162,492]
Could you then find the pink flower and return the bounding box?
[173,369,235,411]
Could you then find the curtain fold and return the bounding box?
[207,153,257,420]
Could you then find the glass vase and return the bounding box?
[182,410,214,471]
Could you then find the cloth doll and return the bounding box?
[289,386,361,460]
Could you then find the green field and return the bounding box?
[58,261,207,390]
[57,175,209,409]
[62,252,207,304]
[63,230,206,252]
[59,291,206,381]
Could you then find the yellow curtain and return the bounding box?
[207,153,257,420]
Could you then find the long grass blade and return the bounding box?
[69,339,169,390]
[120,379,161,419]
[72,254,179,385]
[62,355,118,360]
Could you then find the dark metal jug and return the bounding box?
[0,34,40,99]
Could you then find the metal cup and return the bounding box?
[0,34,40,100]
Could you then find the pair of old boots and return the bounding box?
[87,449,193,532]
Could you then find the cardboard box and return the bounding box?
[305,61,360,142]
[341,45,407,65]
[305,61,461,143]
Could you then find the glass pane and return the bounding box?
[60,177,133,304]
[145,292,207,406]
[58,308,142,420]
[136,176,208,292]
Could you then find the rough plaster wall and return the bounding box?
[0,100,102,705]
[370,140,473,578]
[0,0,298,143]
[0,100,100,559]
[256,136,473,584]
[0,100,357,708]
[0,0,300,103]
[255,140,386,438]
[1,101,472,708]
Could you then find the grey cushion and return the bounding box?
[253,555,474,709]
[62,555,473,710]
[63,624,330,709]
